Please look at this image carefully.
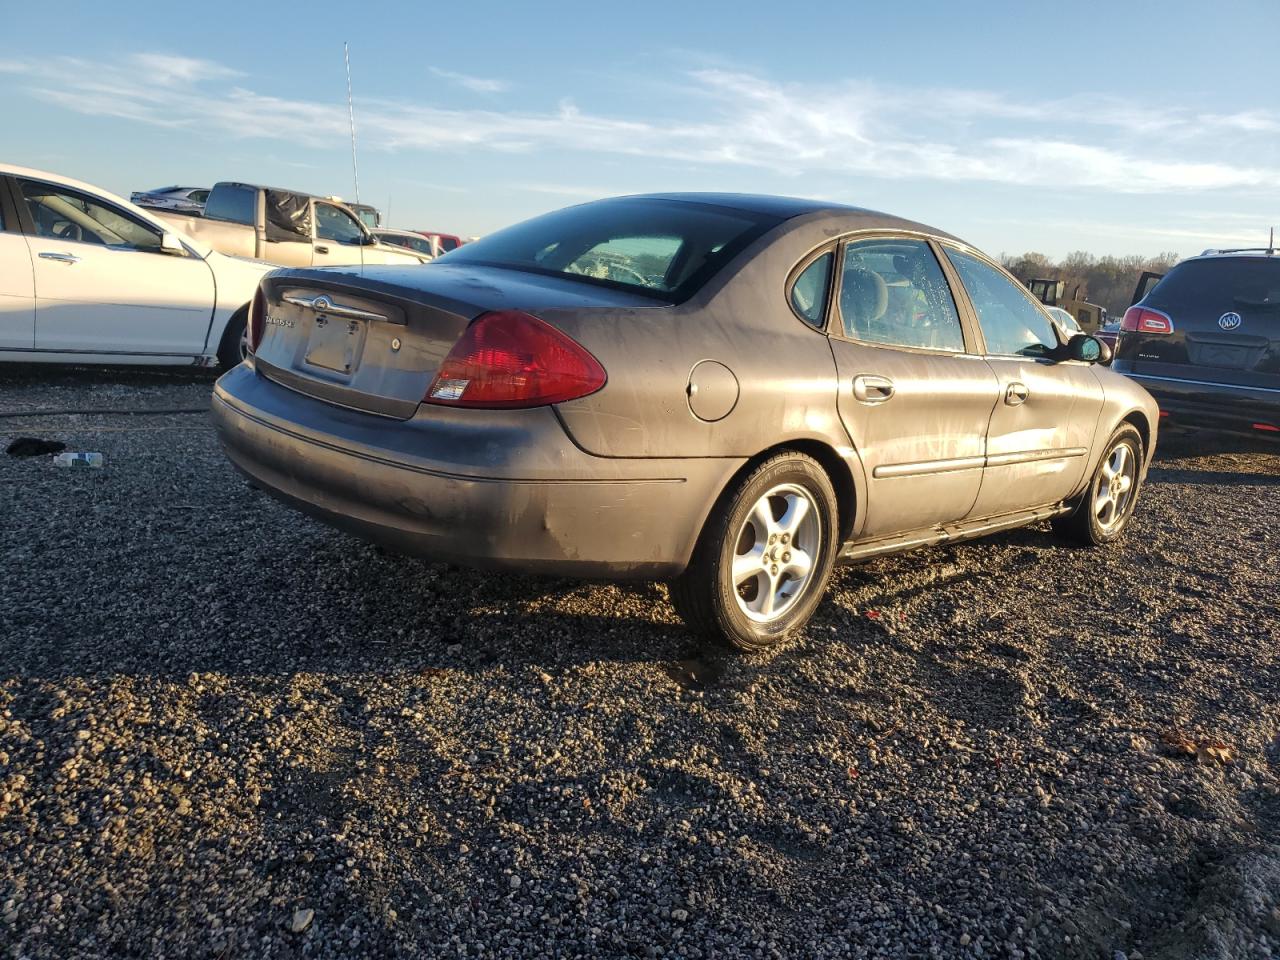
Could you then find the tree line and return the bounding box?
[1001,251,1183,318]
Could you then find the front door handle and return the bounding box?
[315,245,330,255]
[39,251,80,264]
[1005,382,1029,405]
[853,374,895,404]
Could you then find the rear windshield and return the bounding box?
[1148,257,1280,310]
[439,198,782,301]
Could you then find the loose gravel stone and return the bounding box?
[1,365,1279,959]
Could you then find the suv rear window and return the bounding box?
[441,198,781,301]
[1147,257,1280,311]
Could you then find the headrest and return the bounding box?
[841,267,888,329]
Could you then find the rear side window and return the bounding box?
[1146,258,1280,313]
[442,198,781,301]
[946,248,1057,357]
[790,253,832,327]
[838,238,965,351]
[205,184,256,225]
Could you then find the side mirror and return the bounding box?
[160,232,185,256]
[1067,333,1108,364]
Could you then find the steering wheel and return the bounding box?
[53,222,83,242]
[605,263,650,287]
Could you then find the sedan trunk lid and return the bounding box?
[251,264,661,418]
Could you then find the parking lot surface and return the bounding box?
[2,366,1278,960]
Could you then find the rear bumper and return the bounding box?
[1119,369,1280,438]
[211,364,742,577]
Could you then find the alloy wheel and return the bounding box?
[731,483,821,623]
[1095,441,1136,532]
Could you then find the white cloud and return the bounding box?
[4,52,1278,196]
[428,67,507,94]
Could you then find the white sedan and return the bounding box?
[0,164,270,369]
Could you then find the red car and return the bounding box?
[414,231,464,256]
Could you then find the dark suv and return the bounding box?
[1113,250,1280,438]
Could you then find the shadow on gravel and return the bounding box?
[0,363,219,389]
[1146,466,1280,487]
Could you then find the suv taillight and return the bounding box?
[425,311,606,408]
[1121,305,1174,335]
[247,286,266,353]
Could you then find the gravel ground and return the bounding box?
[1,365,1278,960]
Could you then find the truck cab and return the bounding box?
[160,183,428,267]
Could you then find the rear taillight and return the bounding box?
[1121,305,1174,335]
[247,286,266,353]
[424,311,606,408]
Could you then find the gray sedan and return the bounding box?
[212,194,1157,650]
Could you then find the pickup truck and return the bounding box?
[154,182,430,268]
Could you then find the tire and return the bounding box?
[216,308,250,371]
[1052,424,1144,546]
[670,452,839,651]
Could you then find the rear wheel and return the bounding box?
[1053,424,1144,546]
[670,452,839,651]
[216,308,250,371]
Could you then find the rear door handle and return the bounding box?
[39,251,80,264]
[1005,382,1029,405]
[853,374,895,404]
[315,245,330,254]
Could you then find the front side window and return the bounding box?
[442,198,781,301]
[438,236,459,252]
[946,248,1058,357]
[790,252,833,327]
[19,180,162,252]
[315,203,366,245]
[837,238,965,351]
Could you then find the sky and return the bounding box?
[3,0,1279,259]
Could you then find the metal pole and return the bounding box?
[344,42,360,207]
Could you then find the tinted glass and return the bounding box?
[790,253,832,327]
[189,190,209,204]
[441,198,781,301]
[377,232,433,255]
[946,248,1057,357]
[20,180,162,252]
[204,184,256,224]
[315,203,365,244]
[439,236,459,252]
[1146,258,1280,313]
[838,238,965,351]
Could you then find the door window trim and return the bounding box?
[827,232,982,356]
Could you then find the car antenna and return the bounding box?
[1269,226,1275,256]
[344,41,364,275]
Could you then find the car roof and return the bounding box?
[617,192,964,243]
[1192,249,1280,260]
[374,228,423,238]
